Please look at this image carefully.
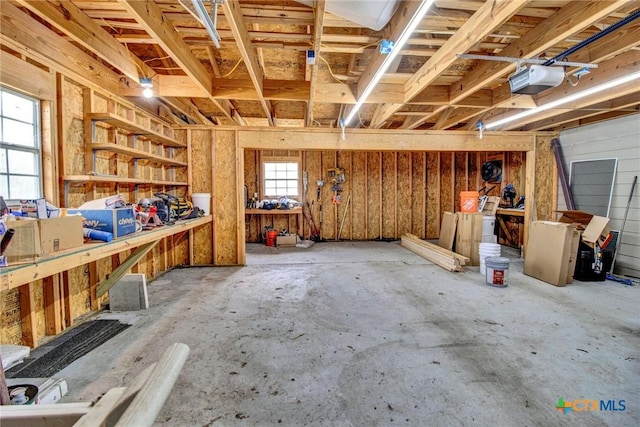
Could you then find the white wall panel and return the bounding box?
[556,114,640,278]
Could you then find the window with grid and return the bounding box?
[0,87,42,200]
[263,162,299,198]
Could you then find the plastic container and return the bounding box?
[82,228,113,242]
[265,230,278,247]
[485,256,510,287]
[479,243,501,275]
[482,216,496,236]
[460,191,479,212]
[192,193,211,215]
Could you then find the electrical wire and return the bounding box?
[318,56,345,84]
[221,58,244,78]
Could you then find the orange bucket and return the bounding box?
[265,230,278,246]
[460,191,479,212]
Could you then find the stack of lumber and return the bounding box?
[401,234,470,272]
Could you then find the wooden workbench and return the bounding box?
[245,208,303,240]
[0,216,212,293]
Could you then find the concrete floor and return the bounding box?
[58,241,639,426]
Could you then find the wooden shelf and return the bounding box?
[90,143,188,167]
[496,208,525,217]
[245,208,302,215]
[87,112,185,148]
[63,175,188,186]
[0,216,212,292]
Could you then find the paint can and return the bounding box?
[265,230,278,247]
[485,256,509,287]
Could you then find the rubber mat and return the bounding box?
[5,320,130,378]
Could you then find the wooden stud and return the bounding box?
[18,283,38,348]
[394,152,398,239]
[43,275,63,336]
[524,148,536,256]
[62,271,72,327]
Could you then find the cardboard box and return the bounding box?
[39,216,83,254]
[3,216,84,262]
[455,212,483,266]
[565,228,582,284]
[556,210,612,250]
[277,234,298,247]
[524,221,579,286]
[68,207,137,238]
[3,219,41,262]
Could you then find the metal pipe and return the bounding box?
[551,138,575,210]
[544,8,640,65]
[610,175,637,274]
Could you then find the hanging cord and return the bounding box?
[318,56,346,84]
[221,58,245,78]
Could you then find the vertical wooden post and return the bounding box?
[394,152,398,240]
[422,153,427,238]
[378,152,383,239]
[44,275,64,335]
[236,131,246,264]
[62,271,73,327]
[88,261,99,311]
[19,283,37,348]
[524,147,536,257]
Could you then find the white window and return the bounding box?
[263,161,299,198]
[0,87,41,200]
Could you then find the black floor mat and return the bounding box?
[5,319,130,378]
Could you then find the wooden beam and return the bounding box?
[119,0,233,121]
[236,128,537,151]
[370,0,530,128]
[0,50,55,100]
[306,0,326,127]
[15,0,140,83]
[0,1,123,94]
[96,241,159,297]
[222,0,274,126]
[43,275,64,335]
[448,1,630,107]
[18,283,37,348]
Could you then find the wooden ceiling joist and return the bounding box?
[306,0,326,127]
[221,0,274,126]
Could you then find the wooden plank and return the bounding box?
[305,0,326,126]
[401,235,462,272]
[0,402,92,427]
[370,0,529,128]
[0,50,55,100]
[18,283,37,347]
[96,241,159,297]
[90,143,188,166]
[43,275,63,335]
[87,113,183,147]
[438,212,458,251]
[222,0,273,125]
[15,0,140,82]
[237,128,536,152]
[405,233,469,264]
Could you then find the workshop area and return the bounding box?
[57,242,639,426]
[1,0,639,425]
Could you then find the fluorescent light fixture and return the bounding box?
[140,77,154,98]
[485,71,640,130]
[191,0,221,48]
[342,0,435,127]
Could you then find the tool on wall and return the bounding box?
[337,195,351,241]
[328,167,345,204]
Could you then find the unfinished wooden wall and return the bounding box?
[244,149,535,242]
[0,68,204,347]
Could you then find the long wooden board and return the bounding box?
[437,212,457,250]
[401,234,467,272]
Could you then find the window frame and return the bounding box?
[0,86,43,201]
[260,152,302,200]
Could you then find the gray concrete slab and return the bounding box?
[58,242,639,426]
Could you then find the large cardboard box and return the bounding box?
[68,207,137,238]
[39,216,83,254]
[557,210,611,250]
[455,212,483,266]
[3,216,84,262]
[524,221,579,286]
[277,234,298,247]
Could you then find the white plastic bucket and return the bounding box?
[482,216,496,236]
[479,243,501,275]
[485,256,509,287]
[192,193,211,215]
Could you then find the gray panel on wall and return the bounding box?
[570,158,617,217]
